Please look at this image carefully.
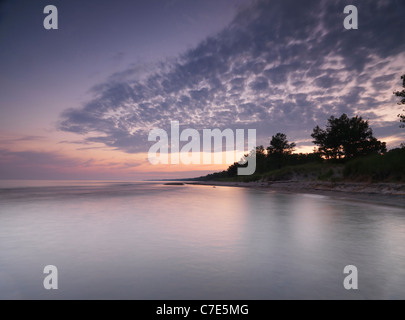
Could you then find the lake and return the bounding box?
[0,181,404,299]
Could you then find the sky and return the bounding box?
[0,0,405,180]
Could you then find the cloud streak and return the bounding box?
[0,148,143,180]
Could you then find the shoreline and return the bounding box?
[187,180,405,208]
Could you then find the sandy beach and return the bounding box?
[188,180,405,208]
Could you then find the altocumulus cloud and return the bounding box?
[59,0,405,152]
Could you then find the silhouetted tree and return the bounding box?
[226,162,239,177]
[266,133,296,170]
[255,145,268,173]
[267,133,296,155]
[394,74,405,127]
[311,114,386,160]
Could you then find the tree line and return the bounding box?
[395,74,405,127]
[199,74,404,180]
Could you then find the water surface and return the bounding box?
[0,181,404,299]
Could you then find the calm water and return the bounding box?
[0,180,404,299]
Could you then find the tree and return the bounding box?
[267,133,296,155]
[394,74,405,127]
[255,145,268,173]
[266,133,296,170]
[311,114,386,160]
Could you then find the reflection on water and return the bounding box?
[0,181,404,299]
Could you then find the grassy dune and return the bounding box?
[213,148,405,183]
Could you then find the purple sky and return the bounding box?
[0,0,405,180]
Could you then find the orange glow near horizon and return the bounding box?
[1,123,404,180]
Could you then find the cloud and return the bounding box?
[0,135,46,144]
[0,149,142,180]
[0,149,83,179]
[59,0,405,152]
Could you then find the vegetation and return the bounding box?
[394,74,405,127]
[311,114,386,160]
[196,111,405,183]
[267,133,296,155]
[343,148,405,182]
